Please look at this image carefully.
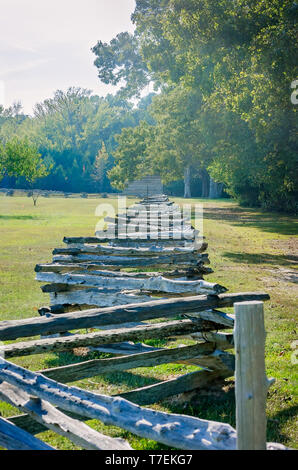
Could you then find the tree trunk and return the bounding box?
[209,177,223,199]
[184,165,191,198]
[201,169,210,197]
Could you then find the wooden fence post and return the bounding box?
[234,301,267,450]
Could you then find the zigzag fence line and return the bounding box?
[0,195,287,450]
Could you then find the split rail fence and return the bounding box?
[0,194,287,450]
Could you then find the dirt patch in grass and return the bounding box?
[267,268,298,284]
[270,237,298,258]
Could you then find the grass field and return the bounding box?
[0,194,297,450]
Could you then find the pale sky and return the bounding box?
[0,0,136,114]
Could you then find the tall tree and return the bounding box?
[30,88,138,192]
[108,121,154,190]
[93,0,298,211]
[0,137,49,204]
[91,141,110,192]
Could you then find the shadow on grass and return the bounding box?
[43,352,296,447]
[162,381,236,426]
[203,206,297,236]
[0,215,42,221]
[223,251,298,266]
[44,351,159,389]
[97,370,158,389]
[268,404,298,446]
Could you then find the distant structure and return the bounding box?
[122,175,163,198]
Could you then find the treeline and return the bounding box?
[1,1,297,212]
[0,88,154,193]
[93,0,298,213]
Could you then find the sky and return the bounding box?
[0,0,136,114]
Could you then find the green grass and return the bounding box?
[0,195,297,449]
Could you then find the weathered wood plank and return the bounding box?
[49,289,153,307]
[111,240,197,247]
[127,206,180,213]
[7,411,87,436]
[0,358,237,450]
[36,263,132,273]
[106,223,194,233]
[0,382,131,450]
[0,292,270,341]
[35,263,212,277]
[184,309,235,328]
[186,331,234,350]
[1,319,216,357]
[87,341,160,355]
[94,230,197,240]
[63,236,195,247]
[179,350,235,371]
[104,215,191,225]
[129,207,177,212]
[53,244,203,257]
[39,303,98,315]
[0,415,54,450]
[4,396,289,449]
[52,253,205,267]
[234,301,267,450]
[118,368,233,406]
[36,272,225,295]
[38,343,217,383]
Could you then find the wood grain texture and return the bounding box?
[63,236,196,246]
[1,319,216,357]
[234,301,267,450]
[0,415,54,450]
[51,253,206,267]
[0,381,131,450]
[0,358,237,450]
[53,244,201,257]
[118,368,233,406]
[0,292,270,341]
[36,272,225,295]
[38,343,217,383]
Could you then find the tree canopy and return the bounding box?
[93,0,298,212]
[1,1,296,212]
[0,88,154,193]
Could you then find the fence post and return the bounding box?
[234,301,267,450]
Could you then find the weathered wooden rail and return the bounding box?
[35,195,214,313]
[0,195,287,450]
[0,301,287,450]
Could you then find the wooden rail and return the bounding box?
[0,195,287,450]
[0,301,287,450]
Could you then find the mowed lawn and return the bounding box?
[0,195,297,450]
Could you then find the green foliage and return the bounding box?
[108,121,155,189]
[0,88,154,194]
[92,32,150,98]
[109,86,206,191]
[91,141,111,189]
[30,87,132,192]
[147,86,204,183]
[97,0,298,212]
[0,136,49,184]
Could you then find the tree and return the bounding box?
[92,32,150,98]
[109,86,208,198]
[29,88,135,193]
[145,0,298,210]
[94,0,298,211]
[108,121,154,190]
[0,137,49,205]
[148,86,206,198]
[91,142,109,191]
